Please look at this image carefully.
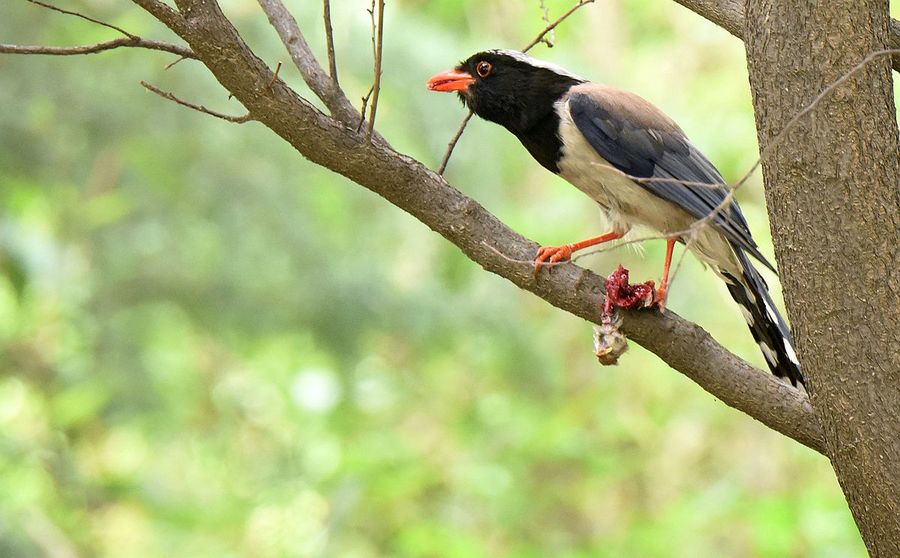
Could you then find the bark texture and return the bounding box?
[672,0,900,72]
[744,1,900,554]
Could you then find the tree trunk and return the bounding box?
[744,1,900,555]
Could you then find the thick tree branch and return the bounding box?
[0,37,195,58]
[671,0,900,72]
[158,0,825,453]
[255,0,359,125]
[131,0,191,37]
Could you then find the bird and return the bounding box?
[426,49,803,387]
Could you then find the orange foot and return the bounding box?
[655,285,668,312]
[534,244,573,276]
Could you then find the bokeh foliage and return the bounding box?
[3,0,892,556]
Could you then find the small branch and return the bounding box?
[365,0,386,141]
[537,0,555,48]
[9,0,194,59]
[522,0,595,53]
[356,85,374,133]
[323,0,339,85]
[140,81,253,123]
[26,0,136,38]
[256,0,358,125]
[165,55,188,70]
[0,37,195,59]
[437,110,474,175]
[438,0,594,172]
[266,61,283,90]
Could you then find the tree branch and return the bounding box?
[437,111,474,175]
[0,37,195,58]
[140,80,253,123]
[670,0,900,72]
[131,0,191,37]
[323,0,338,85]
[255,0,358,125]
[25,0,137,38]
[6,0,194,59]
[365,0,385,141]
[521,0,595,52]
[159,0,825,453]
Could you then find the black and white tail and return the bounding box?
[722,249,804,387]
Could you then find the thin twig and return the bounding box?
[437,0,595,173]
[266,61,282,90]
[0,37,195,58]
[356,85,375,133]
[165,55,188,70]
[323,0,339,85]
[522,0,595,53]
[140,81,254,123]
[26,0,137,38]
[366,0,386,141]
[537,0,555,48]
[437,111,474,174]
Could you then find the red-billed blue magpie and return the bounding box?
[427,50,803,387]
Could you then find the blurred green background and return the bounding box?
[3,0,898,556]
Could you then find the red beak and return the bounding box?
[426,69,475,92]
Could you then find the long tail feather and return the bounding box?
[721,249,804,387]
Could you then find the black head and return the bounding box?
[427,50,584,134]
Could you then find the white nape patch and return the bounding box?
[758,342,778,367]
[737,304,754,325]
[486,49,585,82]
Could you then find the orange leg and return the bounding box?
[534,231,624,275]
[655,238,676,310]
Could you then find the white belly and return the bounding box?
[554,99,740,276]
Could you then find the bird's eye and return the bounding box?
[476,61,492,78]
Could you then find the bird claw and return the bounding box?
[655,286,668,312]
[533,244,573,276]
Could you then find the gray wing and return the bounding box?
[567,86,774,272]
